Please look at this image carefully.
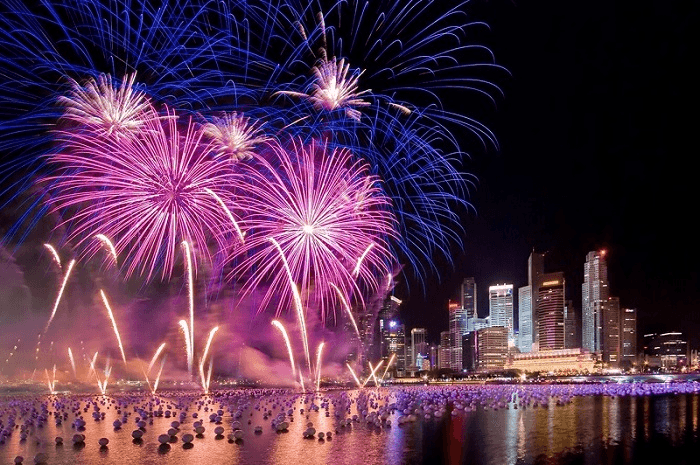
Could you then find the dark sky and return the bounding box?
[397,0,700,348]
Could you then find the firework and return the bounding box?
[229,139,396,323]
[182,241,195,373]
[99,290,127,364]
[346,363,362,388]
[330,283,360,338]
[201,112,269,161]
[47,107,239,281]
[152,356,166,394]
[147,343,167,375]
[380,353,396,381]
[58,73,153,137]
[362,360,383,388]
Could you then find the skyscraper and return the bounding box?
[439,331,452,370]
[518,285,532,352]
[529,251,545,343]
[410,328,428,369]
[489,284,514,343]
[382,321,406,376]
[603,296,621,366]
[564,300,581,349]
[621,307,637,367]
[378,295,402,360]
[537,273,565,350]
[449,300,466,371]
[460,277,477,319]
[582,250,609,353]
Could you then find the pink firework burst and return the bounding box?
[229,139,397,322]
[200,112,269,162]
[47,105,243,281]
[58,73,154,137]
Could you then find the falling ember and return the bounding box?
[271,320,297,380]
[45,259,76,332]
[330,283,360,338]
[68,348,76,377]
[315,342,324,392]
[95,234,118,264]
[269,237,311,376]
[199,326,219,393]
[362,360,383,388]
[178,320,193,374]
[346,363,362,388]
[182,241,195,375]
[203,188,245,243]
[380,353,396,381]
[99,290,127,364]
[43,244,62,269]
[353,243,375,277]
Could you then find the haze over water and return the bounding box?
[1,386,699,465]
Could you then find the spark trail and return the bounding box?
[99,290,127,364]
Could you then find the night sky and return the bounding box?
[397,0,700,348]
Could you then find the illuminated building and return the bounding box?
[378,295,401,361]
[582,250,609,353]
[460,277,477,319]
[643,332,688,369]
[564,300,580,349]
[603,296,620,367]
[382,320,406,376]
[489,284,514,343]
[537,273,565,350]
[439,331,452,370]
[506,348,596,373]
[620,307,637,367]
[518,285,532,352]
[449,300,466,371]
[410,328,428,369]
[529,251,545,343]
[473,326,508,372]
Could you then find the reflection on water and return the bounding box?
[1,388,699,465]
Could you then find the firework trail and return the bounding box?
[152,356,166,394]
[380,353,396,381]
[271,320,296,380]
[330,283,360,338]
[199,326,219,393]
[178,320,193,375]
[229,139,396,323]
[315,342,324,391]
[182,241,195,371]
[45,259,76,332]
[346,363,362,388]
[99,290,127,364]
[362,360,383,388]
[43,244,61,269]
[147,343,167,375]
[68,347,76,377]
[94,234,118,265]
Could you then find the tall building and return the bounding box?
[382,321,406,376]
[518,285,532,352]
[643,332,689,368]
[474,326,508,372]
[460,278,477,319]
[489,284,514,342]
[378,296,402,360]
[449,300,467,371]
[529,251,545,343]
[439,331,452,370]
[603,296,621,367]
[537,273,565,350]
[564,300,581,349]
[620,307,637,366]
[410,328,428,369]
[582,250,609,353]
